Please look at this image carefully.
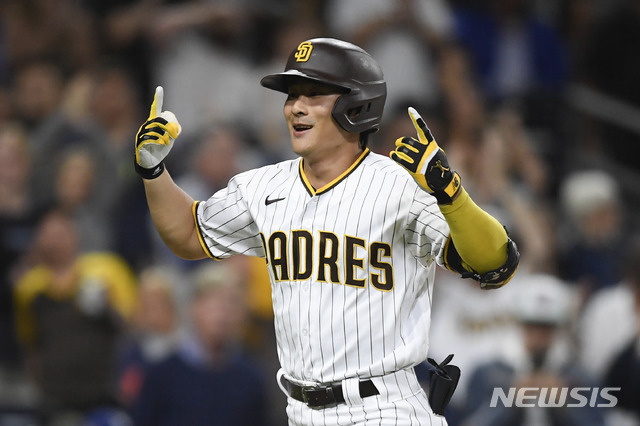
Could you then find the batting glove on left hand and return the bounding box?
[390,107,462,204]
[135,86,181,179]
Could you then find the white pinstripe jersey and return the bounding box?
[194,148,451,384]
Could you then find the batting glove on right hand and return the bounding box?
[390,107,462,204]
[135,86,181,179]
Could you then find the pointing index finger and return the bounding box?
[408,107,434,143]
[149,86,164,119]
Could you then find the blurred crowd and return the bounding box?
[1,0,639,425]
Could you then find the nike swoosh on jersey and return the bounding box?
[265,195,286,206]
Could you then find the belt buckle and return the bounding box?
[302,385,334,408]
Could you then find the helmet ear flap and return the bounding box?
[332,88,386,134]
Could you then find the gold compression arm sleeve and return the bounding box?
[439,188,508,274]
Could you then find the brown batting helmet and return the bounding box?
[260,38,387,134]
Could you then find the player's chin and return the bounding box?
[290,134,315,155]
[291,143,310,158]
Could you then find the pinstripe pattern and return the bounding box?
[196,150,450,424]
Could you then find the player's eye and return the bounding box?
[287,91,319,99]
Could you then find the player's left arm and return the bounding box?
[391,108,519,289]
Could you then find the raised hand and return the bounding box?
[135,86,182,179]
[390,107,461,204]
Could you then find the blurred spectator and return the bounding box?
[10,61,143,257]
[47,149,114,252]
[0,123,41,416]
[131,261,268,426]
[577,235,640,426]
[93,0,292,98]
[437,43,484,158]
[117,266,182,408]
[13,210,137,425]
[472,108,556,273]
[451,0,568,131]
[82,63,145,184]
[86,0,159,96]
[1,0,99,76]
[557,169,626,298]
[578,234,640,382]
[0,124,39,368]
[18,59,153,268]
[460,273,605,426]
[70,63,158,270]
[579,0,640,172]
[109,178,156,271]
[148,1,257,141]
[20,64,118,216]
[0,87,13,124]
[49,63,154,267]
[434,42,555,272]
[477,108,549,200]
[11,60,65,132]
[324,0,454,114]
[437,51,555,272]
[176,124,258,201]
[603,272,640,425]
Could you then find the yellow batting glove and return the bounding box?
[390,107,462,204]
[134,86,182,179]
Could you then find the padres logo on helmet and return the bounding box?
[294,41,313,62]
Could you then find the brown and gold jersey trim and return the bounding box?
[192,201,219,260]
[299,148,370,196]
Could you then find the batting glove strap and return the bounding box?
[136,117,170,143]
[134,156,165,180]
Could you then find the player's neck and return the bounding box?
[302,143,365,190]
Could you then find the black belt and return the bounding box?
[280,376,379,408]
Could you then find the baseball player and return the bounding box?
[134,38,519,425]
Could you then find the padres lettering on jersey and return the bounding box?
[194,149,450,383]
[263,229,393,290]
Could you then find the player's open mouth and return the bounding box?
[293,124,313,131]
[292,124,313,136]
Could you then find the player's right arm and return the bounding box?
[135,86,207,260]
